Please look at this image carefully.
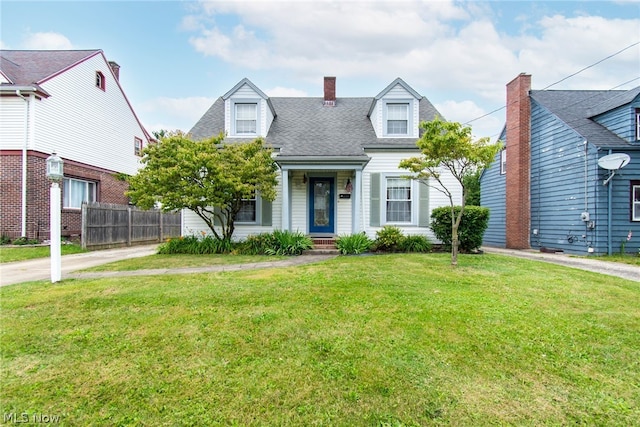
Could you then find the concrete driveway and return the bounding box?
[0,245,159,287]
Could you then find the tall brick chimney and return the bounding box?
[323,76,336,106]
[505,73,531,249]
[109,61,120,81]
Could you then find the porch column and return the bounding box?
[353,169,362,233]
[281,168,290,231]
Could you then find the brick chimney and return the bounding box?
[109,61,120,81]
[323,76,336,106]
[505,73,531,249]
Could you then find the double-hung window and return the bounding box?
[235,103,257,135]
[386,177,412,223]
[63,178,96,209]
[635,108,640,141]
[386,103,409,135]
[237,192,257,223]
[632,180,640,221]
[500,149,507,175]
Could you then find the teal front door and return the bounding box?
[309,177,334,234]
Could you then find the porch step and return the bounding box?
[303,238,340,255]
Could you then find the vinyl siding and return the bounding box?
[0,96,31,149]
[529,100,601,254]
[32,54,145,175]
[593,101,640,143]
[362,151,460,241]
[479,149,506,247]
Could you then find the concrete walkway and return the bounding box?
[1,245,638,287]
[0,245,337,287]
[482,247,639,283]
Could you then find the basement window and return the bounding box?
[95,71,105,91]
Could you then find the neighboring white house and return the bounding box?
[0,49,153,240]
[185,77,462,241]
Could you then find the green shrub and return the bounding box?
[238,233,277,255]
[264,230,313,256]
[374,225,404,252]
[399,234,432,253]
[430,205,490,252]
[158,235,234,254]
[336,233,372,255]
[1,235,11,245]
[11,236,40,245]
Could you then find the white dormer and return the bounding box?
[223,78,276,138]
[368,78,422,139]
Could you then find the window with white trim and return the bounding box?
[385,177,412,223]
[235,103,257,135]
[635,109,640,141]
[237,192,257,223]
[134,137,143,156]
[632,181,640,221]
[500,149,506,175]
[63,178,96,209]
[386,103,409,135]
[95,71,105,91]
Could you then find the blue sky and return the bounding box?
[1,1,638,140]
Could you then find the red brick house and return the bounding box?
[0,50,152,241]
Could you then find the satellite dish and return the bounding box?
[598,153,630,170]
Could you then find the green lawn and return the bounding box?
[1,254,638,425]
[81,253,289,271]
[0,244,86,263]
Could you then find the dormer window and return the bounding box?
[386,103,408,135]
[235,103,257,134]
[95,71,105,91]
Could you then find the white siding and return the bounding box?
[362,151,462,241]
[0,96,31,149]
[290,171,308,233]
[370,83,420,138]
[32,54,145,174]
[336,170,353,235]
[225,84,271,137]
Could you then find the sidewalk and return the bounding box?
[482,247,639,283]
[1,245,638,287]
[0,245,337,287]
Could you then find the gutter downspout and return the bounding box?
[607,149,613,255]
[16,90,29,238]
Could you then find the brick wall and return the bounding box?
[1,151,131,241]
[505,73,531,249]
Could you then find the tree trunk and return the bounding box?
[451,225,459,266]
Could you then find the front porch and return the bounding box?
[277,156,369,237]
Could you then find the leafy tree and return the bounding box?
[127,131,278,242]
[399,117,502,265]
[463,170,481,206]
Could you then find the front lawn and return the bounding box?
[0,244,86,263]
[82,253,289,271]
[1,254,638,425]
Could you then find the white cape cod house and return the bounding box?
[184,77,461,241]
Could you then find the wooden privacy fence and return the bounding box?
[81,202,181,250]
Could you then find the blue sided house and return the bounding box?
[481,73,640,255]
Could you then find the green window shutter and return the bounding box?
[370,173,380,227]
[261,197,272,226]
[418,181,430,227]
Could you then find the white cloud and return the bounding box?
[22,32,73,50]
[138,96,215,134]
[436,100,504,141]
[265,86,308,97]
[185,1,639,129]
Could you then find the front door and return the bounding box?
[309,177,335,234]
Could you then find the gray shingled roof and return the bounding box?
[188,93,441,158]
[0,50,102,85]
[530,88,639,149]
